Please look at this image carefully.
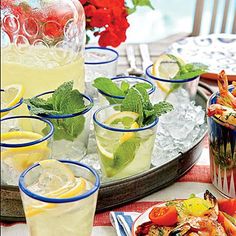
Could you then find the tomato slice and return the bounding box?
[218,211,236,236]
[149,206,178,226]
[218,199,236,217]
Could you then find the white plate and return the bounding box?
[167,34,236,81]
[132,202,167,236]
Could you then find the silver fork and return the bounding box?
[126,44,143,76]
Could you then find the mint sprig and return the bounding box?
[25,81,91,141]
[164,55,208,99]
[93,77,152,105]
[121,86,173,126]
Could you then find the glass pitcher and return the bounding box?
[1,0,85,100]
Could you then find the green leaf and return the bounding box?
[121,81,130,94]
[132,0,154,10]
[26,80,87,142]
[113,137,140,170]
[153,101,173,117]
[121,87,144,126]
[127,7,136,14]
[134,82,152,90]
[60,89,85,114]
[52,81,73,110]
[62,116,85,140]
[24,98,61,115]
[93,77,125,97]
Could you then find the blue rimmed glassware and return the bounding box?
[84,46,119,99]
[19,160,100,236]
[1,115,54,186]
[93,104,158,181]
[146,65,200,105]
[207,86,236,198]
[97,75,156,106]
[0,89,23,118]
[27,91,94,162]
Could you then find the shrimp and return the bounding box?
[207,104,236,126]
[170,191,227,236]
[216,70,236,109]
[232,81,236,97]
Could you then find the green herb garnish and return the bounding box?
[164,54,208,99]
[93,77,152,105]
[24,81,92,141]
[121,86,173,126]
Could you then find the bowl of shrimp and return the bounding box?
[207,70,236,198]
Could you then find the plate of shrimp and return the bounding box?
[132,190,236,236]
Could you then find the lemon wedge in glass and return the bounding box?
[25,160,87,217]
[1,131,50,172]
[152,54,185,94]
[1,84,24,117]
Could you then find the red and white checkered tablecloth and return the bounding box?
[1,138,223,236]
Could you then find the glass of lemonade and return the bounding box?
[1,0,86,102]
[28,91,94,161]
[1,116,54,186]
[146,65,200,106]
[97,76,156,106]
[85,47,119,98]
[93,105,158,181]
[19,159,100,236]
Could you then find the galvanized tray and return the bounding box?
[1,89,208,222]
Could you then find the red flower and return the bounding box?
[84,5,96,17]
[90,9,111,28]
[79,0,87,5]
[98,29,121,47]
[89,0,111,8]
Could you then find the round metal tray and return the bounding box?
[1,89,208,222]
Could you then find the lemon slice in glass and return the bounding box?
[104,111,139,128]
[152,54,185,93]
[25,160,87,217]
[97,111,140,161]
[1,131,50,172]
[1,84,24,117]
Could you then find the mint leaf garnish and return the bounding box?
[113,137,140,169]
[121,81,130,94]
[102,137,141,177]
[25,81,89,141]
[60,90,86,114]
[153,101,173,117]
[173,63,208,80]
[93,77,153,106]
[121,87,173,126]
[162,55,208,99]
[121,87,144,126]
[134,82,152,90]
[93,77,125,97]
[52,81,73,110]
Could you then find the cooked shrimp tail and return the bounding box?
[217,70,236,109]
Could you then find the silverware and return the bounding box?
[139,43,153,72]
[126,44,143,76]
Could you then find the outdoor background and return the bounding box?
[125,0,236,43]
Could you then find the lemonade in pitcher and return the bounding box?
[1,0,86,101]
[2,46,85,98]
